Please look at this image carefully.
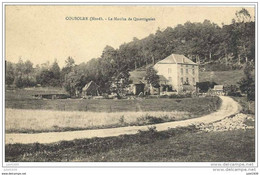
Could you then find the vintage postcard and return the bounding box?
[2,2,258,175]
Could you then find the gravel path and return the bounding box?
[5,96,240,144]
[196,113,254,132]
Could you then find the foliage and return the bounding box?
[5,61,15,86]
[110,71,130,96]
[8,59,36,88]
[37,61,62,87]
[5,126,254,162]
[145,66,160,88]
[5,8,255,92]
[63,70,87,96]
[232,96,255,114]
[224,85,242,97]
[238,62,255,101]
[168,93,192,98]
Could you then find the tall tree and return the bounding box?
[50,60,61,86]
[238,62,255,101]
[5,61,15,86]
[61,57,76,84]
[145,66,160,88]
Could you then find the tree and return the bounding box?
[231,8,254,64]
[235,8,251,23]
[145,67,160,88]
[12,59,36,88]
[110,71,130,96]
[5,61,15,86]
[61,57,75,82]
[65,56,75,68]
[23,60,34,74]
[14,76,23,88]
[63,70,87,96]
[38,70,55,86]
[50,60,61,86]
[238,62,255,101]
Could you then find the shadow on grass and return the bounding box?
[5,125,254,162]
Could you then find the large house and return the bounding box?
[154,54,199,93]
[129,53,199,94]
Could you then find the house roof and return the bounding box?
[129,70,146,84]
[156,54,196,65]
[213,85,224,91]
[82,81,99,91]
[129,70,168,84]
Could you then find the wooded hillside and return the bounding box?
[5,8,255,96]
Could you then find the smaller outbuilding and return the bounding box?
[212,85,224,95]
[82,81,100,97]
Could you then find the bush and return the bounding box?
[169,92,192,98]
[136,115,164,125]
[238,62,255,101]
[224,85,242,97]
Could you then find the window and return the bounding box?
[168,77,172,82]
[181,77,183,84]
[186,77,189,85]
[186,65,188,67]
[192,69,195,75]
[181,68,183,75]
[168,68,172,74]
[193,78,195,84]
[186,69,188,74]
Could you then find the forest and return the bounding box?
[5,8,255,97]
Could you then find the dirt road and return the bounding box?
[5,96,240,144]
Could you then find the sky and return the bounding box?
[5,5,255,67]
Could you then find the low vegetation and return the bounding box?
[6,9,255,97]
[6,89,220,113]
[199,70,244,86]
[5,126,254,162]
[5,109,188,133]
[232,96,255,114]
[5,96,221,133]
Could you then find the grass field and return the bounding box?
[231,96,255,115]
[6,109,190,133]
[5,89,220,113]
[5,126,254,162]
[5,87,254,162]
[5,96,221,133]
[199,70,244,85]
[5,88,221,133]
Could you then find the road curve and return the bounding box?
[5,96,240,144]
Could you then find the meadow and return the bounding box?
[199,70,244,85]
[5,88,220,113]
[5,126,254,162]
[5,88,221,133]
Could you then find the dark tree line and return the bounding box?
[5,8,255,98]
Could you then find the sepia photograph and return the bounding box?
[2,2,257,173]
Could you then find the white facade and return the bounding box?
[153,54,199,93]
